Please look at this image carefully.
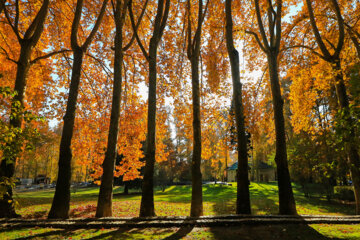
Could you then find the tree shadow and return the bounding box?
[162,226,194,240]
[209,224,341,240]
[209,191,341,240]
[12,229,74,240]
[84,228,132,240]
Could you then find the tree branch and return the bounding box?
[281,44,326,60]
[274,0,282,50]
[3,2,22,41]
[254,0,270,51]
[123,0,149,51]
[0,46,17,64]
[86,52,113,78]
[305,0,331,60]
[245,30,267,53]
[30,49,72,65]
[159,0,171,38]
[24,0,49,41]
[129,1,149,60]
[71,0,84,50]
[329,0,344,59]
[14,0,19,33]
[82,0,109,50]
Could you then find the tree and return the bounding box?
[96,0,147,218]
[0,0,50,218]
[186,0,209,217]
[246,0,297,215]
[48,0,109,219]
[0,86,42,217]
[225,0,251,214]
[304,0,360,214]
[130,0,170,217]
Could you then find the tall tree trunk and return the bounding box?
[140,38,158,217]
[225,0,251,215]
[0,4,48,216]
[268,53,297,215]
[138,0,169,217]
[96,33,123,218]
[250,0,296,215]
[186,0,205,218]
[48,0,108,219]
[332,60,360,214]
[0,156,17,218]
[48,49,84,219]
[306,0,360,214]
[190,56,203,217]
[96,0,127,217]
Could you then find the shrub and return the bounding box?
[334,186,355,201]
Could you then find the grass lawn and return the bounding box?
[1,182,359,239]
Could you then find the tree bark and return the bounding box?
[48,0,108,219]
[187,0,205,218]
[140,38,158,217]
[0,0,49,218]
[139,0,170,217]
[48,49,84,219]
[225,0,251,215]
[306,0,360,214]
[250,0,297,215]
[95,34,123,218]
[332,60,360,214]
[96,0,127,218]
[190,56,203,217]
[268,53,297,215]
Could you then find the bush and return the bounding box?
[334,186,355,201]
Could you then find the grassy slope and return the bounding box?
[1,182,358,239]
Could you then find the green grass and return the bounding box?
[1,182,358,239]
[13,182,356,218]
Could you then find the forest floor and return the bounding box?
[1,182,359,239]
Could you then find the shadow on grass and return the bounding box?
[84,228,132,240]
[11,229,73,240]
[209,184,340,240]
[295,197,356,215]
[209,224,341,240]
[84,227,179,240]
[162,226,194,240]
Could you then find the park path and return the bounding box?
[1,215,360,229]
